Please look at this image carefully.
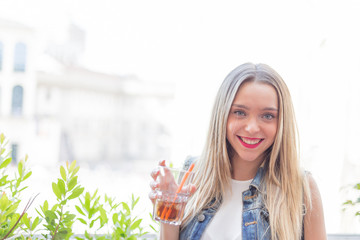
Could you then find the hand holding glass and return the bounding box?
[153,163,195,225]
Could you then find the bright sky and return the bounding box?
[2,0,356,79]
[2,0,360,233]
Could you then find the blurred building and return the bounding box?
[0,18,39,164]
[0,18,174,167]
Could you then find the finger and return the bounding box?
[179,184,197,196]
[150,159,166,180]
[150,168,160,180]
[158,159,166,166]
[189,184,197,195]
[148,190,157,205]
[149,181,159,190]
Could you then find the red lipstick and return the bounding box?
[238,136,263,149]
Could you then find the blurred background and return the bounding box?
[0,0,360,235]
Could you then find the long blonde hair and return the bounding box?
[182,63,311,240]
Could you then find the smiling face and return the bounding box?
[226,81,279,166]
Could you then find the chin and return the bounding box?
[239,154,262,163]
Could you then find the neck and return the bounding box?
[231,155,264,181]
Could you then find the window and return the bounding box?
[0,42,3,71]
[11,144,18,164]
[14,42,27,72]
[12,85,23,115]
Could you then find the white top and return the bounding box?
[201,179,253,240]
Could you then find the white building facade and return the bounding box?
[0,18,40,164]
[0,18,174,168]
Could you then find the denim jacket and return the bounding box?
[179,167,271,240]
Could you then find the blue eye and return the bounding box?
[234,111,246,116]
[263,114,275,120]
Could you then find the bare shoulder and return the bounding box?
[306,173,322,203]
[304,173,327,240]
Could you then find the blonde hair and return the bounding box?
[182,63,311,240]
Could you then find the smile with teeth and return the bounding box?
[238,136,264,149]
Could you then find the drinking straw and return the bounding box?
[161,163,195,221]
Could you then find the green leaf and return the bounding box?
[91,189,99,200]
[0,175,8,186]
[45,210,58,221]
[23,171,32,181]
[18,160,24,177]
[56,229,69,240]
[17,186,29,194]
[22,213,31,228]
[69,160,76,172]
[99,206,108,224]
[68,176,78,191]
[150,224,158,232]
[0,158,11,169]
[71,166,80,178]
[68,186,84,200]
[31,217,41,231]
[85,231,91,239]
[90,218,97,228]
[64,213,76,222]
[75,205,86,216]
[122,202,130,215]
[77,217,87,225]
[52,182,62,199]
[0,133,5,144]
[57,179,66,196]
[15,178,22,188]
[0,193,9,211]
[43,200,49,212]
[60,166,67,181]
[9,212,20,229]
[88,207,97,219]
[131,195,140,210]
[92,195,101,209]
[130,219,142,230]
[343,200,354,205]
[5,202,19,215]
[51,203,59,211]
[84,192,91,211]
[112,213,119,224]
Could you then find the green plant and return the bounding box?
[75,189,108,239]
[0,133,34,239]
[36,160,84,240]
[110,194,148,240]
[19,211,42,238]
[148,212,159,235]
[0,133,158,239]
[75,192,151,240]
[343,183,360,218]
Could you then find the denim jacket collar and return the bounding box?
[179,166,270,240]
[249,166,266,191]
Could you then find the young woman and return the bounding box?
[150,63,326,240]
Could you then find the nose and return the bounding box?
[244,117,260,134]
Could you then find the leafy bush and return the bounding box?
[343,183,360,218]
[0,133,158,239]
[36,160,84,239]
[0,133,33,239]
[75,191,149,239]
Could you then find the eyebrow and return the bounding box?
[232,104,278,112]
